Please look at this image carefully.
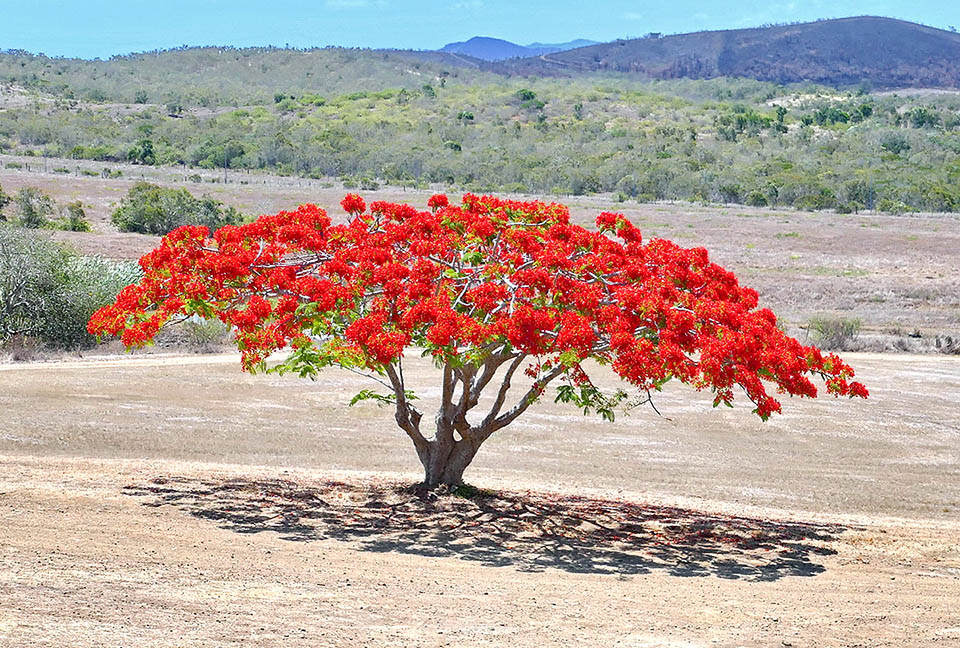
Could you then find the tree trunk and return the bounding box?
[421,438,479,489]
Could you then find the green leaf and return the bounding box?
[462,250,483,265]
[349,389,395,407]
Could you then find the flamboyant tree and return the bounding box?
[89,194,868,488]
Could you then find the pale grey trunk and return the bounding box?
[421,438,480,488]
[385,350,564,490]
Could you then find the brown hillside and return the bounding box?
[499,16,960,88]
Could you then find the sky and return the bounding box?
[1,0,958,59]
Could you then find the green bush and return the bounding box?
[184,318,231,352]
[876,198,911,215]
[55,201,92,232]
[0,183,11,218]
[0,227,140,349]
[14,188,55,228]
[745,190,768,207]
[807,316,862,351]
[110,182,244,235]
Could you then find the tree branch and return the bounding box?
[384,363,428,455]
[480,353,527,429]
[487,364,567,434]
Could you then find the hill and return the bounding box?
[439,36,598,61]
[4,17,960,109]
[500,17,960,88]
[526,39,600,53]
[440,37,535,61]
[0,46,491,106]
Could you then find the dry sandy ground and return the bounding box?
[1,352,958,647]
[2,155,959,340]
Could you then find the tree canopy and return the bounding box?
[89,194,867,486]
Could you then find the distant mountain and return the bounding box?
[525,39,601,54]
[499,16,960,88]
[439,36,598,62]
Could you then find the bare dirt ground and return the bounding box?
[1,352,958,647]
[2,155,958,344]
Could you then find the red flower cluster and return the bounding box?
[88,194,868,419]
[427,194,449,211]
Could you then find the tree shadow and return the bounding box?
[123,476,850,581]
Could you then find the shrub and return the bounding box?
[0,227,140,349]
[834,203,854,214]
[14,188,55,228]
[807,316,862,351]
[184,318,231,352]
[880,132,911,155]
[516,89,536,102]
[111,182,244,235]
[934,335,960,355]
[55,201,92,232]
[876,198,910,215]
[0,183,11,218]
[718,184,742,204]
[793,188,838,211]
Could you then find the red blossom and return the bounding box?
[88,193,868,418]
[427,193,449,211]
[340,193,366,216]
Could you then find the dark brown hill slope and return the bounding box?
[500,16,960,88]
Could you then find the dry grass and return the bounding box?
[3,154,959,345]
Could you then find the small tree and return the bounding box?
[128,138,156,165]
[89,194,867,488]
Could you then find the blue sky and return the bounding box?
[2,1,958,59]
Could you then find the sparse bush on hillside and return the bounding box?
[0,227,140,349]
[111,182,244,235]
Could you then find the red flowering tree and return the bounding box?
[89,193,867,488]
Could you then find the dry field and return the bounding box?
[1,155,959,646]
[2,154,959,345]
[1,351,959,647]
